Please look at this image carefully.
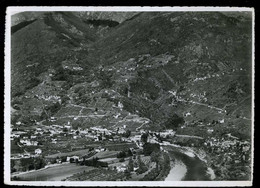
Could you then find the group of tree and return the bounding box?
[126,155,148,175]
[116,149,133,158]
[141,133,149,143]
[135,155,148,174]
[56,156,67,163]
[79,157,108,167]
[96,68,115,88]
[143,143,160,156]
[18,157,46,172]
[121,130,131,138]
[164,114,184,130]
[25,77,41,90]
[45,102,61,116]
[141,152,171,181]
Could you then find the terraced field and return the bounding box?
[105,143,137,151]
[65,168,125,181]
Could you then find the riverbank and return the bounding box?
[180,146,216,180]
[164,145,213,181]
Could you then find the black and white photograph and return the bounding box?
[4,6,254,186]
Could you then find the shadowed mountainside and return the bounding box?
[11,11,252,141]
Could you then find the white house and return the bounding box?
[16,121,22,125]
[51,138,57,144]
[95,147,105,153]
[35,148,42,155]
[20,139,38,146]
[11,133,20,139]
[116,164,127,172]
[67,156,79,162]
[219,119,225,124]
[118,101,124,110]
[64,125,71,129]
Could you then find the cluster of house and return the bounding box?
[204,134,251,163]
[11,148,42,160]
[35,94,61,102]
[121,129,176,148]
[12,119,177,147]
[11,107,179,165]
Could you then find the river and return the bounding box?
[165,145,212,181]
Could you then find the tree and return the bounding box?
[48,102,61,115]
[61,156,67,163]
[61,95,70,104]
[20,158,34,171]
[128,156,134,172]
[34,157,46,170]
[141,133,148,143]
[151,151,160,169]
[127,149,133,157]
[143,143,160,156]
[11,159,16,173]
[97,69,115,88]
[117,151,127,158]
[124,168,131,179]
[164,114,184,130]
[123,130,131,138]
[92,157,99,167]
[136,155,148,174]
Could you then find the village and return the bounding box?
[10,116,176,177]
[11,112,251,182]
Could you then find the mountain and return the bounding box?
[11,11,252,138]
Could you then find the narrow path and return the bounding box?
[54,114,106,119]
[175,134,204,139]
[162,69,175,85]
[169,91,225,112]
[136,121,149,131]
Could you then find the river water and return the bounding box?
[165,146,212,181]
[165,159,187,181]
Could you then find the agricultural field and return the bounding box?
[105,143,137,151]
[99,157,120,164]
[88,151,118,159]
[65,168,126,181]
[12,163,94,181]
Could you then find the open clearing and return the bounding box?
[13,163,94,181]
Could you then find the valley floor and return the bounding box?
[12,163,94,181]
